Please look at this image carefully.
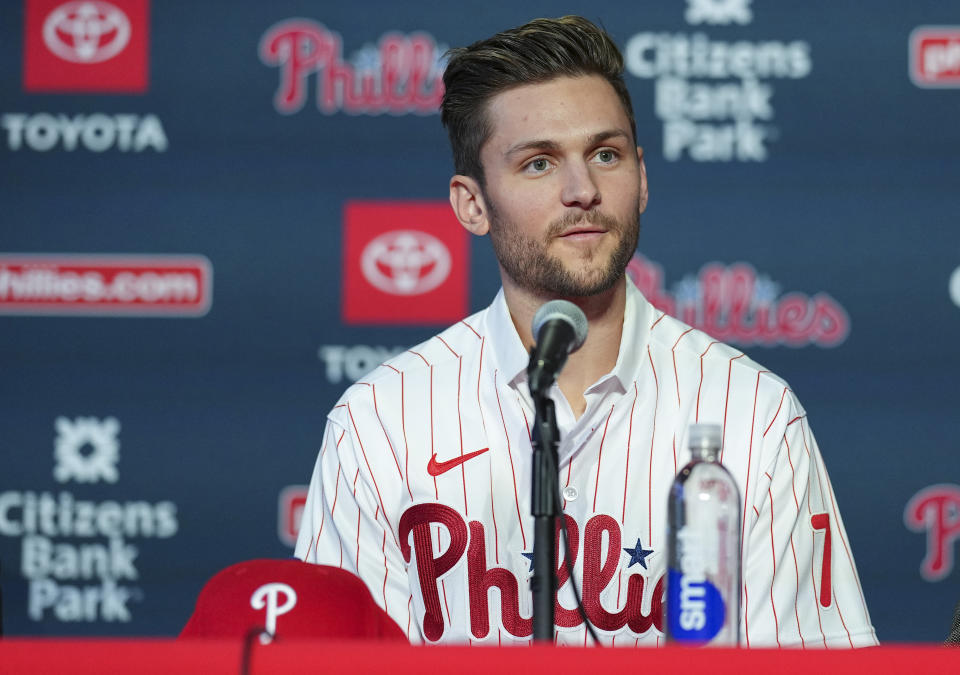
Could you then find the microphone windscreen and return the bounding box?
[531,300,588,352]
[179,559,406,642]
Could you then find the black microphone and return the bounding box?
[527,300,588,396]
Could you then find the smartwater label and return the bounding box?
[666,566,726,643]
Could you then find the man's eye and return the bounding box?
[529,158,549,172]
[596,150,616,163]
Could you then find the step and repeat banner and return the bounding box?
[1,0,958,643]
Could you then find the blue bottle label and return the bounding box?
[667,566,727,643]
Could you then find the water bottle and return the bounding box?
[665,423,741,646]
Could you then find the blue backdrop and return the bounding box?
[1,0,959,643]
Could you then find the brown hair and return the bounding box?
[440,15,636,184]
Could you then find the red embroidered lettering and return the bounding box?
[467,520,532,638]
[398,504,468,641]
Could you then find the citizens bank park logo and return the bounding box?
[626,0,811,162]
[910,27,960,88]
[342,202,469,325]
[904,484,960,582]
[0,416,180,623]
[0,254,212,317]
[258,19,446,115]
[627,255,849,347]
[24,0,150,93]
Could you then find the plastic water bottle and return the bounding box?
[666,423,741,646]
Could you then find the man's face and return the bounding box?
[475,75,647,298]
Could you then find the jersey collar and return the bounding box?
[484,276,656,401]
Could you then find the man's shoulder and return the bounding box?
[645,309,790,391]
[329,306,491,417]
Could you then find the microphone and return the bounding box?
[527,300,588,396]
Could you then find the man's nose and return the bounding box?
[560,162,601,209]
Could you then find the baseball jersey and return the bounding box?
[295,279,878,647]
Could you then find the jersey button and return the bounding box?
[562,486,579,501]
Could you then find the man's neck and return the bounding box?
[503,276,628,418]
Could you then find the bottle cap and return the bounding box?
[688,423,722,450]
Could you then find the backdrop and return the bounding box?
[1,0,958,643]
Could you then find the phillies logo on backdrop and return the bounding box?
[258,19,445,115]
[23,0,150,93]
[627,255,849,347]
[342,202,469,325]
[910,27,960,88]
[904,484,960,581]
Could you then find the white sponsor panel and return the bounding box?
[1,113,167,152]
[42,1,132,64]
[626,0,811,162]
[950,266,960,309]
[0,417,181,624]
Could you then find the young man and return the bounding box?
[296,16,877,647]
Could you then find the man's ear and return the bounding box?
[449,174,489,236]
[636,146,649,214]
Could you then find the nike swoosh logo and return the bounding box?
[426,447,490,476]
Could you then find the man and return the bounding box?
[296,16,877,647]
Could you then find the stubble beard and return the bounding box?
[485,201,640,298]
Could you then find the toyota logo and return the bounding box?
[42,1,131,64]
[360,230,451,296]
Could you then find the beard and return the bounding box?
[485,200,640,298]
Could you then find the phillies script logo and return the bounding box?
[627,254,849,347]
[399,503,664,641]
[259,19,445,115]
[910,27,960,88]
[0,254,212,317]
[904,484,960,582]
[342,202,469,325]
[24,0,150,93]
[250,582,297,644]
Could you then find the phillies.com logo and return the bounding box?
[904,484,960,582]
[627,255,849,348]
[910,27,960,88]
[258,19,446,115]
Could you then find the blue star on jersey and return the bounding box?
[623,539,654,569]
[521,551,535,572]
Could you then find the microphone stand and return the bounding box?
[530,388,560,642]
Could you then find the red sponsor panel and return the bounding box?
[0,254,212,316]
[342,202,469,325]
[23,0,150,93]
[278,485,308,547]
[910,26,960,87]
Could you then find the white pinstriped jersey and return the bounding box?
[295,279,877,647]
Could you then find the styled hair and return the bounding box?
[440,15,636,184]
